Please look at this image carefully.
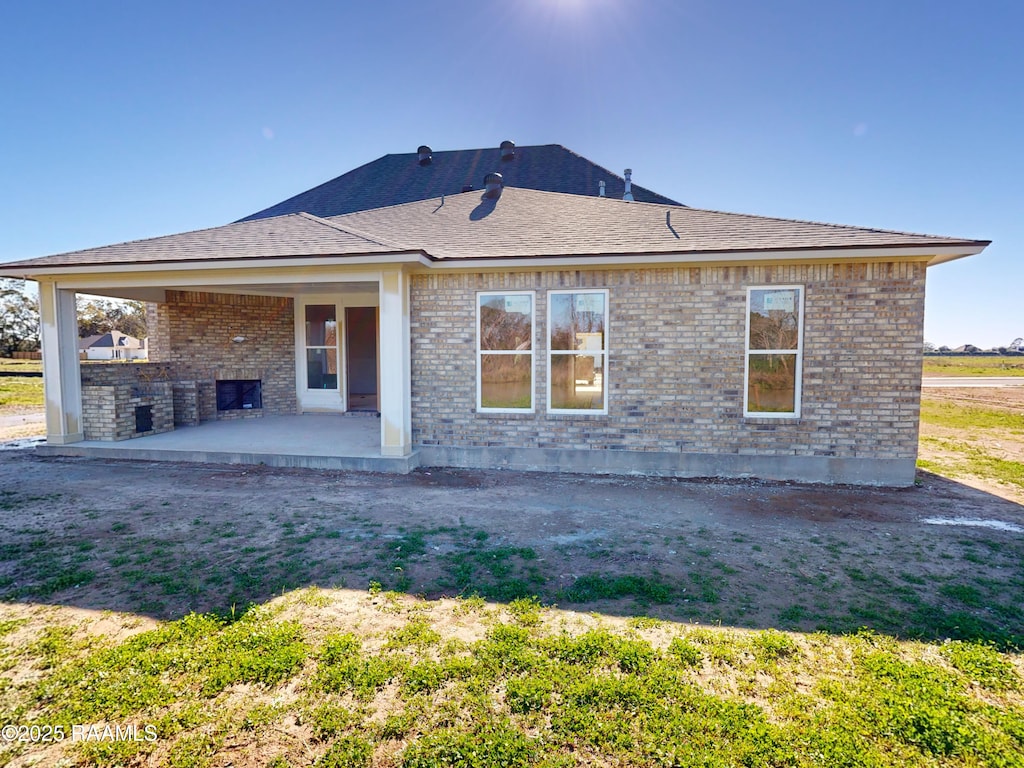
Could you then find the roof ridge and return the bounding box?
[295,212,411,251]
[236,153,394,223]
[323,184,676,221]
[326,190,480,221]
[381,143,564,158]
[550,146,684,206]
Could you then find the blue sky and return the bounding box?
[2,0,1020,348]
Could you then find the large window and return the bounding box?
[548,289,608,414]
[745,286,803,417]
[477,292,535,412]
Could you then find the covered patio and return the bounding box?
[35,413,419,472]
[0,212,424,463]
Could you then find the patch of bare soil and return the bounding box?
[924,386,1024,411]
[0,409,44,441]
[1,449,1023,643]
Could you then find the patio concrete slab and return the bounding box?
[36,414,420,473]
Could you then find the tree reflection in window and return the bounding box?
[549,291,607,412]
[746,288,802,416]
[478,293,534,411]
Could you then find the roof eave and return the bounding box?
[0,250,432,279]
[1,240,989,282]
[423,241,991,269]
[925,242,991,267]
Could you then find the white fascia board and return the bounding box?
[421,243,986,270]
[0,252,430,281]
[4,242,986,285]
[33,264,409,293]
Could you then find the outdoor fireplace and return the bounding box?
[216,379,262,411]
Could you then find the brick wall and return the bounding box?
[409,261,926,461]
[80,363,175,440]
[145,302,169,362]
[153,291,296,419]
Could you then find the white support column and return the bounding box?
[378,268,412,456]
[38,282,83,444]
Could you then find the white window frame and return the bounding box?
[547,288,610,416]
[476,290,536,413]
[744,285,804,419]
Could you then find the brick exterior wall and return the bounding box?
[145,302,170,362]
[149,291,297,420]
[171,381,201,426]
[409,261,926,461]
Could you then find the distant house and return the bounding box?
[1,141,990,484]
[78,330,147,361]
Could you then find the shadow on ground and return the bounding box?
[1,451,1022,645]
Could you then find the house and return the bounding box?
[0,141,989,485]
[79,330,147,361]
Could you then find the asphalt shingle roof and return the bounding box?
[328,188,985,260]
[2,188,986,272]
[238,144,681,221]
[4,212,408,268]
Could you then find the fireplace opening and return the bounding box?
[216,380,262,411]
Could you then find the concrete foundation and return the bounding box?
[34,414,916,486]
[417,445,917,487]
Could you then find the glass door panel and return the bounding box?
[305,305,338,391]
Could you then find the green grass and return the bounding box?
[922,355,1024,376]
[0,376,43,408]
[5,592,1022,767]
[0,358,42,373]
[918,396,1024,492]
[920,436,1024,491]
[921,399,1024,431]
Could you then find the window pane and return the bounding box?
[306,305,337,347]
[480,294,532,351]
[550,293,606,351]
[748,289,800,350]
[747,354,797,413]
[307,348,338,390]
[550,354,605,411]
[480,354,532,409]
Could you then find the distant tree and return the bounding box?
[938,346,951,353]
[77,297,147,340]
[1010,337,1023,352]
[923,340,937,353]
[0,279,40,355]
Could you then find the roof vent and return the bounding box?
[417,145,432,166]
[500,140,516,161]
[623,169,634,202]
[483,172,503,199]
[598,180,606,198]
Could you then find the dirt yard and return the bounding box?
[1,447,1022,644]
[918,386,1024,503]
